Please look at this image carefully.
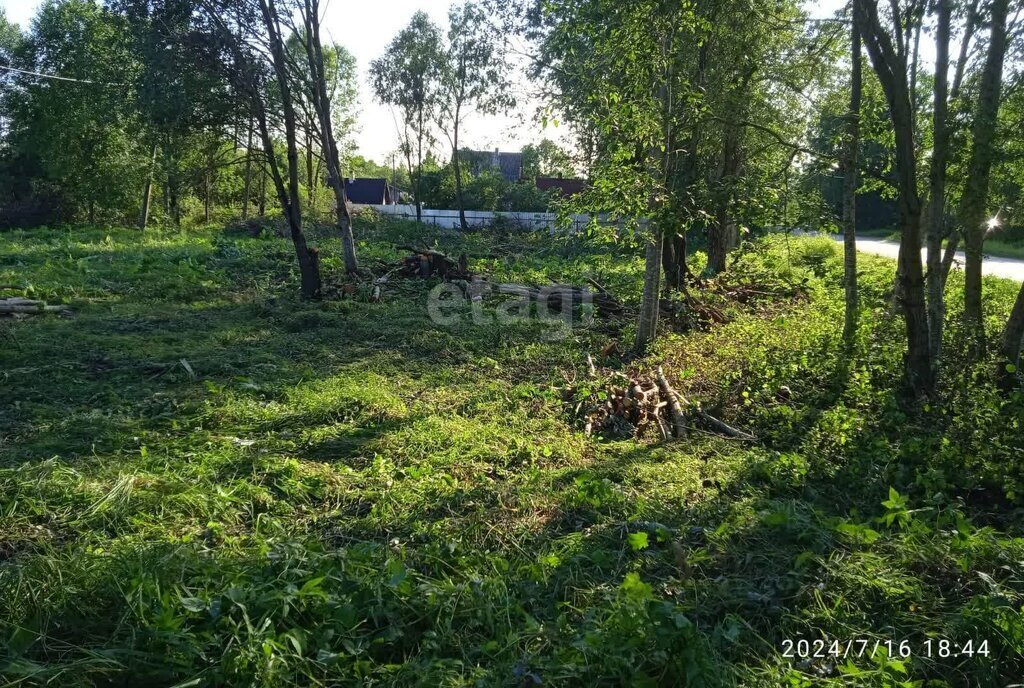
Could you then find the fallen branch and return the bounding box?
[694,410,755,441]
[655,367,687,438]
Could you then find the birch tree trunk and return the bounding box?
[138,143,158,231]
[452,104,468,231]
[634,230,663,354]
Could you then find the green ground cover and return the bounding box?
[1,220,1022,687]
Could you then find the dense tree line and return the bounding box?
[0,0,359,236]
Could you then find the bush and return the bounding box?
[0,187,74,230]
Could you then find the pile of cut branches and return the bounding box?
[395,245,473,280]
[567,363,754,442]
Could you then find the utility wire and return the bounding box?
[0,63,129,86]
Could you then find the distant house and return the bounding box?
[535,177,586,199]
[345,178,398,205]
[465,149,523,182]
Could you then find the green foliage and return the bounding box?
[420,165,557,211]
[2,0,146,223]
[521,138,576,180]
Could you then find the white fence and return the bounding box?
[360,204,646,233]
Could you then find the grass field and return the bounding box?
[2,219,1023,687]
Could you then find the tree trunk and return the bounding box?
[842,23,862,349]
[855,0,933,395]
[415,107,424,223]
[258,161,267,217]
[257,0,320,298]
[138,143,158,231]
[300,0,358,275]
[451,103,468,230]
[925,0,951,363]
[962,0,1009,358]
[204,168,212,224]
[242,119,254,220]
[635,229,663,354]
[662,44,707,292]
[662,232,687,292]
[1000,283,1024,383]
[167,155,181,227]
[306,128,315,211]
[707,120,742,275]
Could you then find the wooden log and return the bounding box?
[655,367,687,438]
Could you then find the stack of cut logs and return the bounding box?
[0,297,70,316]
[575,366,754,442]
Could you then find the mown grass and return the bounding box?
[1,220,1023,687]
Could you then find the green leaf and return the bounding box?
[298,576,326,597]
[620,572,652,599]
[627,531,649,550]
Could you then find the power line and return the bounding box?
[0,63,129,87]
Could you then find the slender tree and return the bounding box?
[370,13,442,223]
[961,0,1010,357]
[925,0,951,362]
[437,1,514,230]
[842,21,862,349]
[199,0,321,297]
[294,0,359,274]
[854,0,933,396]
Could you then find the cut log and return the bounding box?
[655,367,687,438]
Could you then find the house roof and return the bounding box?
[536,177,586,198]
[344,178,393,205]
[466,150,523,182]
[496,153,523,182]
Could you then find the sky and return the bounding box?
[3,0,876,164]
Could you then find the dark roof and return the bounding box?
[497,153,523,182]
[536,177,586,198]
[466,150,523,182]
[345,178,394,205]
